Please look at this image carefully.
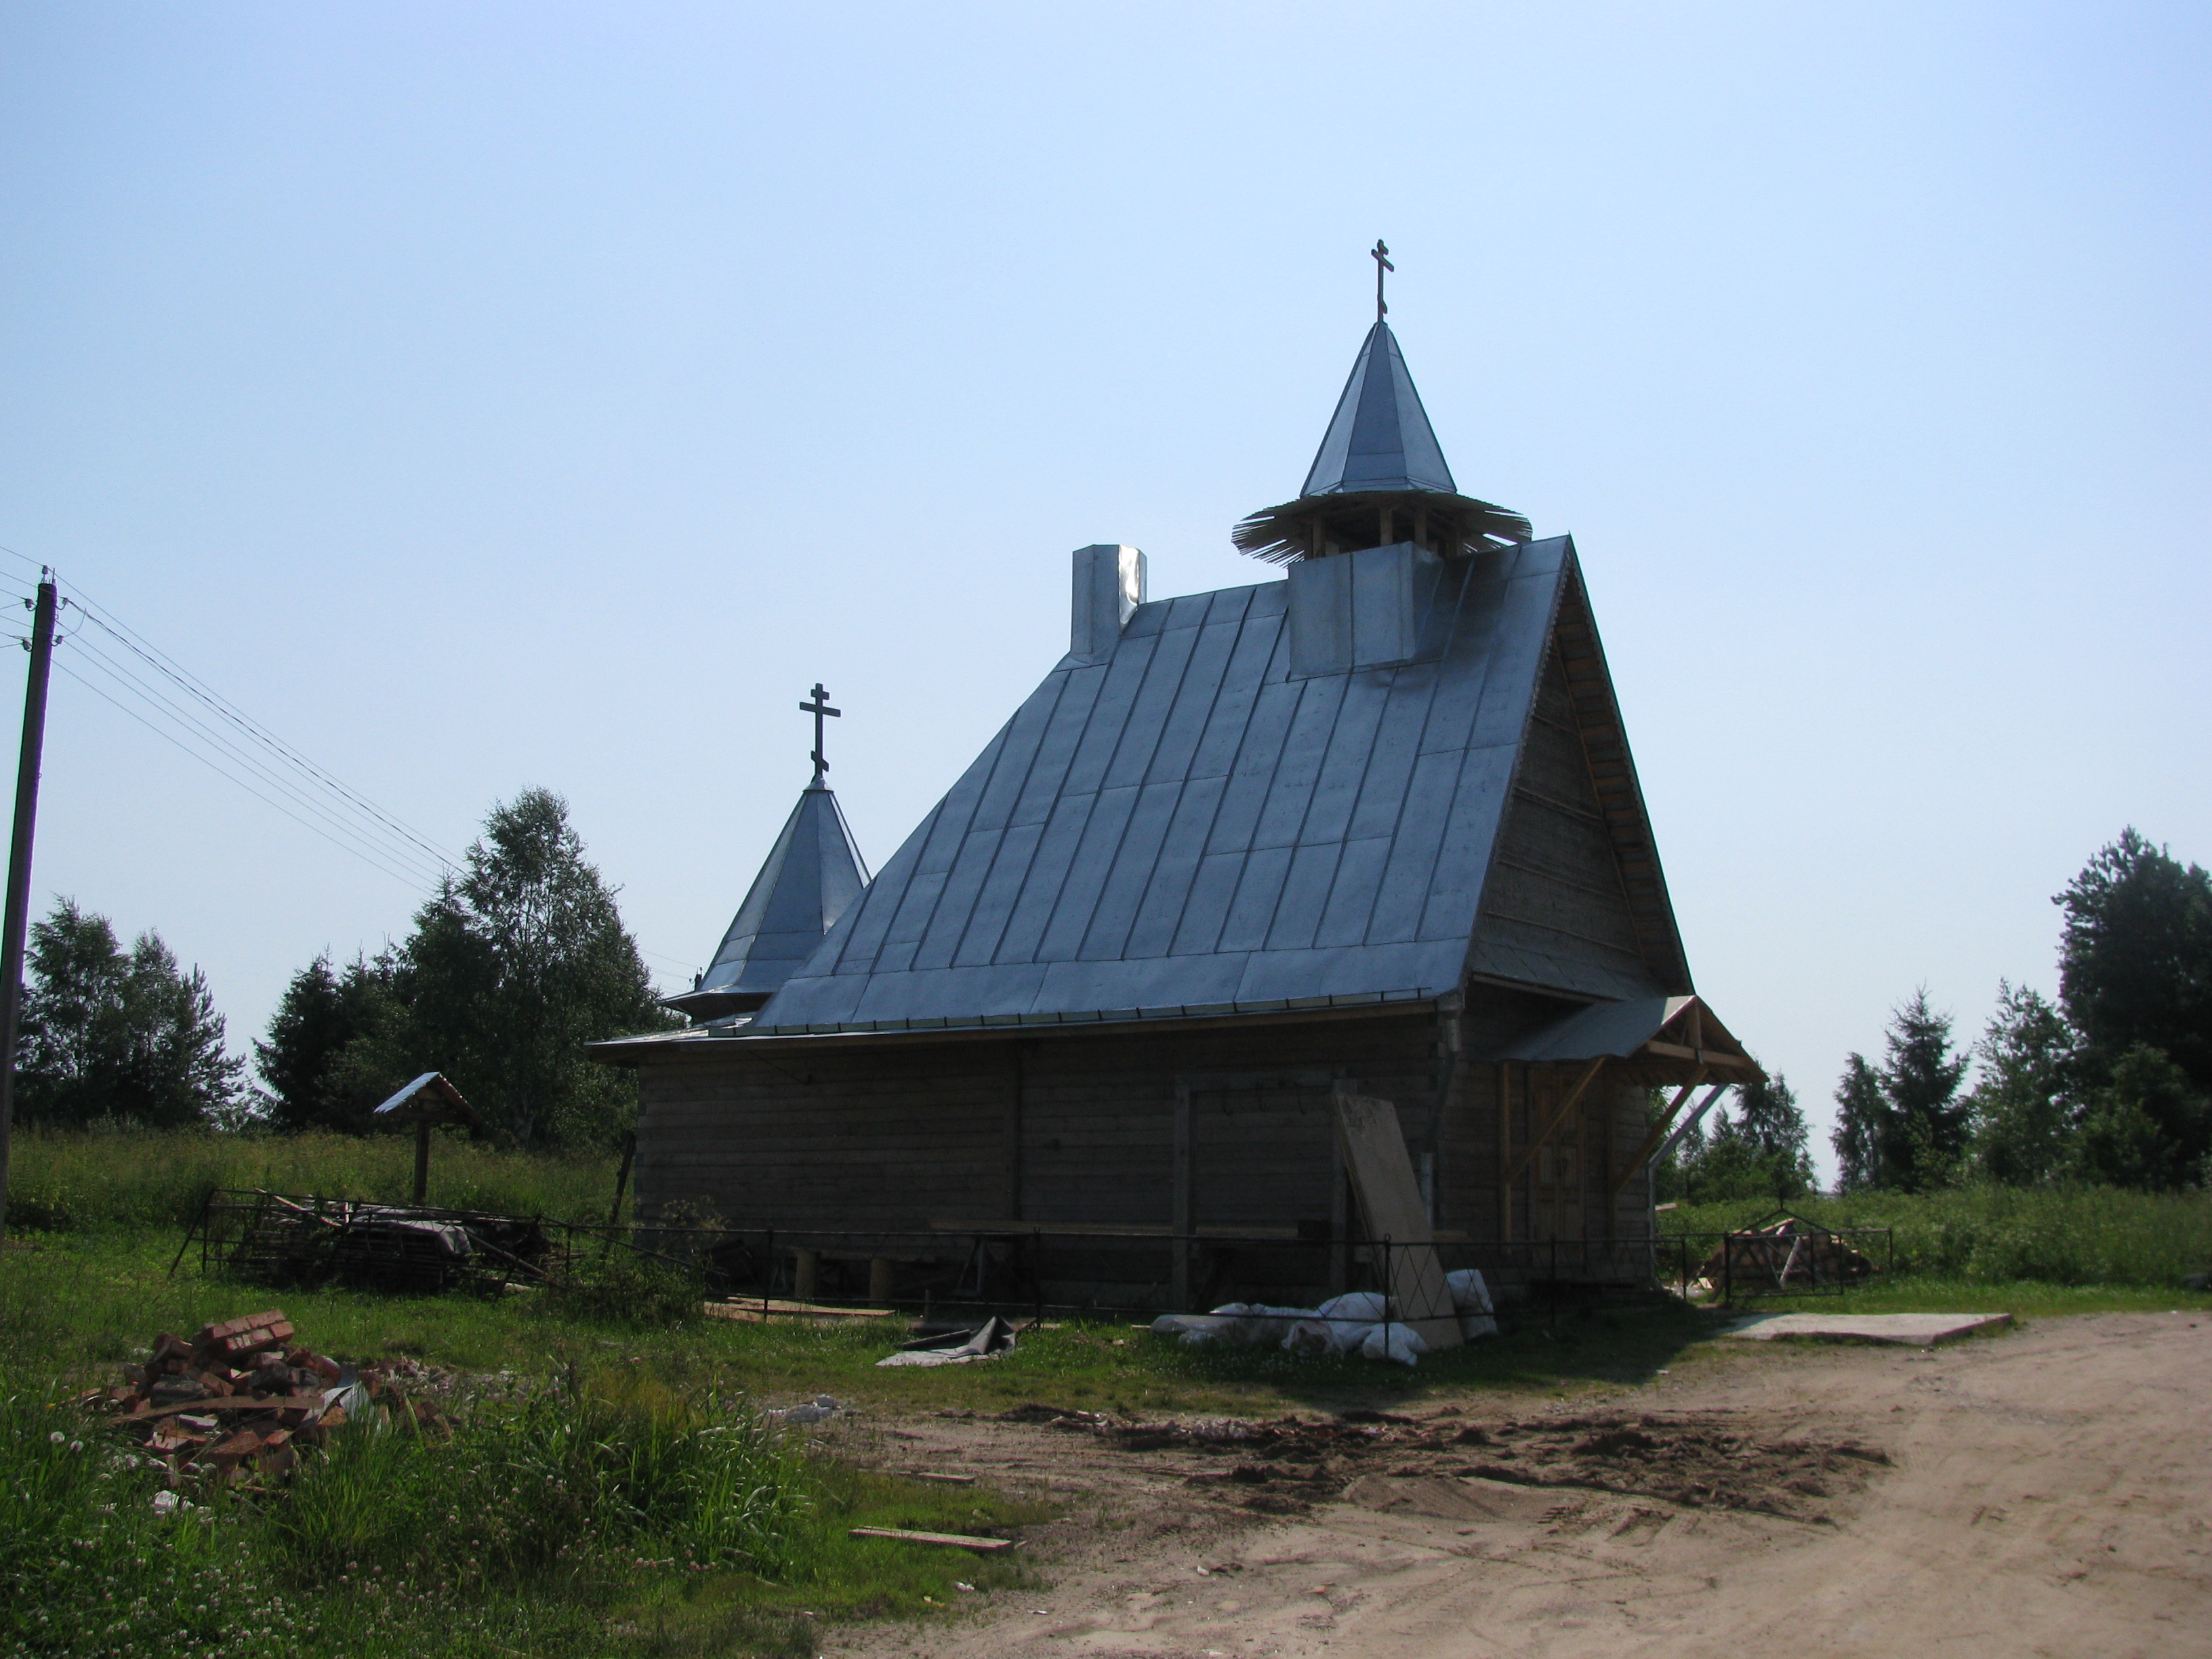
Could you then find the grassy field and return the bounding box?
[1660,1185,2212,1286]
[8,1132,2212,1658]
[3,1126,620,1231]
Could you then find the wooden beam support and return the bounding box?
[1504,1057,1607,1186]
[1637,1039,1761,1073]
[1609,1069,1709,1200]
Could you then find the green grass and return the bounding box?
[3,1125,619,1232]
[0,1231,1725,1416]
[13,1132,2212,1656]
[1662,1184,2212,1287]
[0,1278,1048,1659]
[1718,1275,2212,1319]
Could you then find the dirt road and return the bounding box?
[838,1312,2209,1659]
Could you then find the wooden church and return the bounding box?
[594,303,1758,1307]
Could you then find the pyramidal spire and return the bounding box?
[665,781,869,1022]
[1233,309,1530,565]
[1300,320,1458,498]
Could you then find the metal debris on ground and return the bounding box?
[79,1308,447,1497]
[764,1394,845,1424]
[876,1315,1019,1368]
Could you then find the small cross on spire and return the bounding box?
[1372,239,1393,322]
[799,682,841,786]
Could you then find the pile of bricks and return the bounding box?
[89,1309,445,1491]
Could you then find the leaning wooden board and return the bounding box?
[1332,1088,1464,1351]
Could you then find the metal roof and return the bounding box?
[747,534,1674,1036]
[1490,996,1695,1063]
[371,1071,487,1129]
[1300,321,1457,498]
[664,782,868,1021]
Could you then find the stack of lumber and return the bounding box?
[86,1309,443,1492]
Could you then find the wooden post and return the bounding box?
[1004,1046,1025,1221]
[1171,1080,1193,1310]
[1328,1120,1350,1296]
[1497,1063,1513,1241]
[0,576,57,1248]
[868,1257,894,1303]
[412,1121,432,1204]
[794,1250,819,1300]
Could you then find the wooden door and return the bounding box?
[1528,1067,1589,1242]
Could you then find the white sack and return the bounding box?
[1446,1269,1495,1315]
[1358,1322,1429,1366]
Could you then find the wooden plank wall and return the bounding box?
[1470,645,1666,1000]
[634,1012,1443,1234]
[632,993,1658,1267]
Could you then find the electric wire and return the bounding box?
[61,629,451,886]
[65,599,459,872]
[3,545,697,978]
[52,659,442,896]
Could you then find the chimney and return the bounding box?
[1070,544,1146,661]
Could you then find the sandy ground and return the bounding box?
[830,1312,2210,1659]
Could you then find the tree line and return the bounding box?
[11,790,678,1150]
[1666,829,2211,1203]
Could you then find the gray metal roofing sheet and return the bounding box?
[1489,995,1695,1063]
[750,535,1642,1033]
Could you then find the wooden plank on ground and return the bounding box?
[1331,1087,1462,1351]
[848,1527,1015,1552]
[703,1299,895,1322]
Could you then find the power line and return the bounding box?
[62,630,450,886]
[52,660,442,896]
[65,598,459,872]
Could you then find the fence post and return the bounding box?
[1033,1226,1044,1328]
[762,1227,775,1319]
[1381,1235,1393,1355]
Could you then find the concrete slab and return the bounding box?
[1723,1311,2013,1347]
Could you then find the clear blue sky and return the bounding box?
[2,4,2206,1178]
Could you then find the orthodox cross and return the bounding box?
[800,682,840,785]
[1372,239,1393,321]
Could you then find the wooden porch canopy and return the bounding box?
[1482,995,1763,1205]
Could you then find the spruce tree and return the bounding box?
[254,952,409,1132]
[1876,989,1970,1191]
[2055,830,2212,1092]
[1966,981,2078,1185]
[1831,1052,1888,1191]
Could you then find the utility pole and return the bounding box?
[0,575,58,1248]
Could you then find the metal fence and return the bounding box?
[1654,1227,1893,1303]
[178,1189,1689,1328]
